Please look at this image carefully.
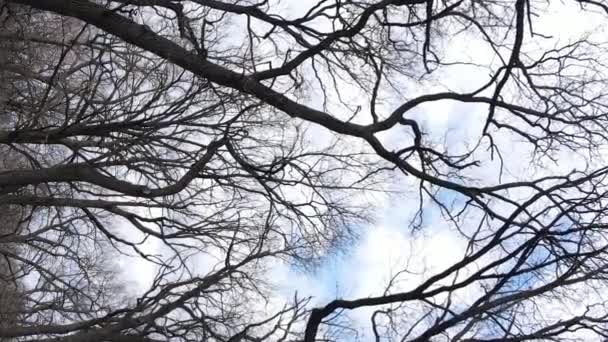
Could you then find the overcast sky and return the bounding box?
[113,1,608,339]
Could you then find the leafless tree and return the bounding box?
[3,0,608,341]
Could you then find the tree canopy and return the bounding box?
[2,0,608,341]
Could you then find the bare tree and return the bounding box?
[2,0,608,341]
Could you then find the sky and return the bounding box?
[272,1,608,338]
[112,0,608,340]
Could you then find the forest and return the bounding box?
[2,0,608,341]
